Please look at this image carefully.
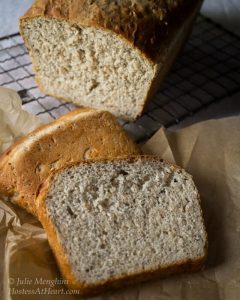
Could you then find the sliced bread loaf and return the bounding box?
[19,0,203,120]
[37,156,207,295]
[0,109,140,215]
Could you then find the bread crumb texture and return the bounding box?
[45,158,207,285]
[21,17,154,120]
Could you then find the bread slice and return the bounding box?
[19,0,203,121]
[37,156,207,295]
[0,109,140,216]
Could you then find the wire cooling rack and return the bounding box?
[0,16,240,142]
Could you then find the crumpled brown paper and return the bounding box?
[142,116,240,300]
[1,101,240,299]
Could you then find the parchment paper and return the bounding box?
[142,116,240,300]
[0,93,240,299]
[0,87,43,152]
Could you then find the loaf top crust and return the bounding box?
[20,0,199,62]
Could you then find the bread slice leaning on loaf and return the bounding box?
[19,0,203,121]
[0,109,140,216]
[36,156,207,295]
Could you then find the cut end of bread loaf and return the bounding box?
[20,18,154,120]
[19,0,203,120]
[38,156,207,294]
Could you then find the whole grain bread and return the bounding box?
[19,0,203,121]
[0,109,140,215]
[36,156,207,295]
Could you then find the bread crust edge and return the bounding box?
[19,0,202,62]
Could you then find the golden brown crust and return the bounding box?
[137,0,202,119]
[0,107,91,196]
[37,155,208,295]
[0,109,140,216]
[19,0,202,62]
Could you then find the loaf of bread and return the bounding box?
[19,0,203,121]
[36,156,207,295]
[0,109,140,215]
